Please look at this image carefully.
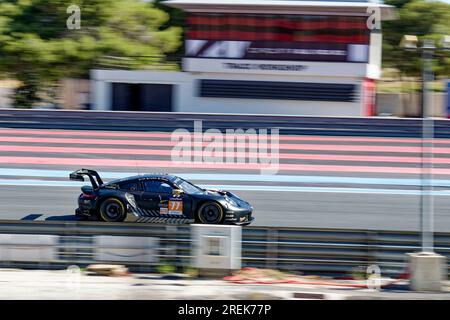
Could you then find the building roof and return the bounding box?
[164,0,397,20]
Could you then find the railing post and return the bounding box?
[191,224,241,278]
[366,230,377,267]
[266,229,278,270]
[164,225,178,270]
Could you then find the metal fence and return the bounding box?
[0,220,449,277]
[241,227,450,277]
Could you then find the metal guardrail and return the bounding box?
[0,221,192,271]
[242,228,450,276]
[3,108,450,137]
[0,220,448,277]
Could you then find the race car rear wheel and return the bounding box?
[197,201,224,224]
[99,198,126,222]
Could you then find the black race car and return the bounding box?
[70,169,254,225]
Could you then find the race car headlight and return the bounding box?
[125,193,137,208]
[225,197,239,207]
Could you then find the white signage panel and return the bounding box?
[94,236,159,263]
[0,234,58,262]
[186,40,369,63]
[183,58,368,77]
[192,224,241,270]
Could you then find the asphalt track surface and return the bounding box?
[1,126,450,231]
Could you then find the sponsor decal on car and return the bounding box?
[169,198,183,215]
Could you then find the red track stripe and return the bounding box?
[0,136,433,153]
[2,145,450,164]
[1,128,449,144]
[0,156,448,174]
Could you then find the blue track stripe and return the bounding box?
[1,168,450,187]
[0,179,449,196]
[200,184,450,196]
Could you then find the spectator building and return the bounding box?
[91,0,396,116]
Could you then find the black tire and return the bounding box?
[196,201,224,224]
[99,198,127,222]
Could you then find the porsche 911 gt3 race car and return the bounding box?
[70,169,254,225]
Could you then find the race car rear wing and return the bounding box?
[69,169,104,189]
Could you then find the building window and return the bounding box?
[199,80,357,102]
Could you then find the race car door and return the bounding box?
[139,179,184,217]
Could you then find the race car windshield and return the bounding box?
[175,178,204,194]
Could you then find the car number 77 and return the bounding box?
[169,199,183,214]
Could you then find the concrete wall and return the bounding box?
[59,79,90,109]
[1,79,90,110]
[182,73,364,116]
[376,92,446,117]
[91,69,365,116]
[2,76,448,119]
[0,87,12,108]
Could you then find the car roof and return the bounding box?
[106,174,178,185]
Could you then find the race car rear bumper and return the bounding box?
[75,208,91,217]
[76,194,97,216]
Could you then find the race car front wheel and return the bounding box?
[99,198,127,222]
[197,201,224,224]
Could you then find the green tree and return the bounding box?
[382,0,450,77]
[154,0,185,29]
[154,0,186,56]
[0,0,182,107]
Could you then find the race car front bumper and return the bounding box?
[224,208,254,226]
[233,216,255,226]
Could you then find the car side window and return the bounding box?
[119,181,140,192]
[144,180,173,194]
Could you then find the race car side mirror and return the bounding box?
[172,189,184,196]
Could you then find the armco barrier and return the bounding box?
[0,220,448,277]
[94,235,159,263]
[0,234,58,262]
[3,108,450,137]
